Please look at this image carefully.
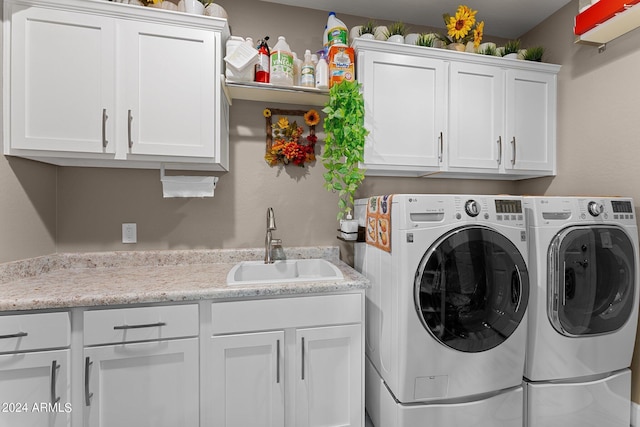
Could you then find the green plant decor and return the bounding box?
[359,20,376,36]
[523,46,544,62]
[503,39,521,56]
[481,44,497,56]
[416,33,437,47]
[322,80,369,220]
[387,21,408,37]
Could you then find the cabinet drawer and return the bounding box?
[212,293,363,335]
[84,304,198,346]
[0,311,70,353]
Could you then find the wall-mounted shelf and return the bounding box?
[223,80,329,107]
[575,0,640,45]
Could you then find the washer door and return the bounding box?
[548,225,635,336]
[414,225,529,353]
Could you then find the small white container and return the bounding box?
[404,33,419,45]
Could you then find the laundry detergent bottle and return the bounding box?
[270,36,294,86]
[326,12,348,47]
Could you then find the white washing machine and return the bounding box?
[523,196,639,427]
[354,195,530,427]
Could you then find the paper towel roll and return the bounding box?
[160,165,218,198]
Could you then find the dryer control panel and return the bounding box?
[524,197,636,226]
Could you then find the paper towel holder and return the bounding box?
[160,164,218,198]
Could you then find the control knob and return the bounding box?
[465,200,480,217]
[587,201,604,217]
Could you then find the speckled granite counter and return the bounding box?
[0,246,368,312]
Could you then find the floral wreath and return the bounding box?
[264,108,320,167]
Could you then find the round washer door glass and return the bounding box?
[549,225,635,336]
[414,226,529,353]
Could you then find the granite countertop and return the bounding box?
[0,246,369,312]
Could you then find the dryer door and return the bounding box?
[548,225,635,336]
[414,225,529,352]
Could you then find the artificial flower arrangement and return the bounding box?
[440,5,484,49]
[264,108,320,167]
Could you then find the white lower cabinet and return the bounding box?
[0,292,364,427]
[211,331,285,427]
[209,293,365,427]
[0,349,71,427]
[294,325,362,427]
[83,339,199,427]
[81,304,200,427]
[0,311,71,427]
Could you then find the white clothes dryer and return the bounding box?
[355,195,529,427]
[523,196,639,427]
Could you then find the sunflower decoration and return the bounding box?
[441,5,484,47]
[264,109,319,167]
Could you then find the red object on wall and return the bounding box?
[575,0,640,35]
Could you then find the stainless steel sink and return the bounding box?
[227,259,344,285]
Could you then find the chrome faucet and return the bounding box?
[265,207,282,264]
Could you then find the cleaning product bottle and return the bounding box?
[300,49,315,88]
[292,52,302,86]
[315,51,328,89]
[326,12,348,47]
[270,36,294,86]
[322,24,329,55]
[255,36,270,83]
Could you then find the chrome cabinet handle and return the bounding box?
[0,332,27,339]
[113,322,166,330]
[497,136,502,165]
[301,337,305,380]
[51,360,61,406]
[438,132,443,163]
[102,108,109,148]
[128,110,133,148]
[276,339,281,384]
[511,136,516,165]
[85,357,93,406]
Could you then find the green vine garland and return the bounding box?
[322,80,368,220]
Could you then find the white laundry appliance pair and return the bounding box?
[355,194,530,427]
[523,196,639,427]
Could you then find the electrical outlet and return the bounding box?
[122,223,137,244]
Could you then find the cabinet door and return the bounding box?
[83,338,199,427]
[504,69,557,174]
[295,324,362,427]
[9,5,116,154]
[448,61,504,170]
[0,349,70,427]
[210,331,285,427]
[359,50,446,173]
[120,21,217,158]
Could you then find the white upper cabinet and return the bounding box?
[353,39,560,180]
[9,5,116,155]
[503,69,557,175]
[358,49,447,175]
[4,0,230,171]
[448,61,505,171]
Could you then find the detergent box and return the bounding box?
[328,45,355,88]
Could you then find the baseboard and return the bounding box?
[632,402,640,427]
